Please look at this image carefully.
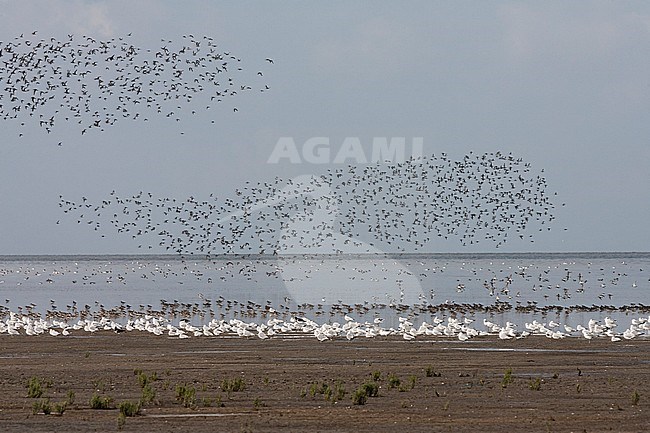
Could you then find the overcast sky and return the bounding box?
[1,0,649,255]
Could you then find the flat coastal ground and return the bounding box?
[0,334,648,432]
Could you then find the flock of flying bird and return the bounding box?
[0,31,270,141]
[59,151,559,254]
[0,31,557,256]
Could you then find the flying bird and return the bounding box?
[0,32,273,141]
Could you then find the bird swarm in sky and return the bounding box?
[0,32,271,140]
[59,152,558,254]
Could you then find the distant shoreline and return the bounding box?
[1,251,650,261]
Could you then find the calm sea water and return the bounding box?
[1,252,648,328]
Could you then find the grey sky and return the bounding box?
[0,0,649,254]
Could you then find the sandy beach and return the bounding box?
[0,334,647,432]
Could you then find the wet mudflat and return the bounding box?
[0,334,647,432]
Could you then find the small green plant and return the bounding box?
[41,398,52,415]
[387,373,401,390]
[117,413,126,430]
[333,381,346,401]
[118,400,141,417]
[27,377,44,398]
[90,393,113,410]
[443,400,450,411]
[32,398,52,415]
[529,377,542,391]
[398,375,416,392]
[631,390,640,406]
[308,382,327,397]
[175,383,197,408]
[221,377,246,394]
[253,397,265,408]
[352,387,367,405]
[54,402,67,415]
[66,390,75,406]
[323,384,333,401]
[141,383,156,405]
[361,381,379,397]
[307,381,346,402]
[136,371,158,388]
[371,370,381,381]
[263,376,270,386]
[136,372,148,388]
[426,366,441,378]
[501,368,514,388]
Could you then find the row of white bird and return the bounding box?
[0,312,648,342]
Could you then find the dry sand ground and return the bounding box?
[0,334,648,432]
